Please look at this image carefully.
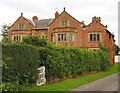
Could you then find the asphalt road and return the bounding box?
[68,72,119,92]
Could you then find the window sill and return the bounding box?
[57,41,75,42]
[88,41,100,43]
[57,41,68,42]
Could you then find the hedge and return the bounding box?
[2,41,111,86]
[39,46,110,83]
[2,43,40,85]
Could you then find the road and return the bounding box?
[66,72,119,92]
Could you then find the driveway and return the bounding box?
[66,72,119,92]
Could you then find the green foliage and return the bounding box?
[38,45,110,83]
[1,23,11,42]
[2,38,111,89]
[2,82,22,92]
[23,63,118,92]
[22,35,50,47]
[98,43,108,53]
[2,43,40,86]
[115,44,119,55]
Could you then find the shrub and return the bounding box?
[2,39,111,85]
[38,46,110,83]
[2,43,40,85]
[22,35,50,47]
[2,82,22,92]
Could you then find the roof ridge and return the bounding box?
[37,18,54,21]
[85,20,105,28]
[48,9,83,26]
[25,17,35,26]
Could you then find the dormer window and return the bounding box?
[19,24,24,30]
[61,21,67,26]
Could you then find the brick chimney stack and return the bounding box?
[92,16,101,23]
[55,11,59,18]
[33,16,38,21]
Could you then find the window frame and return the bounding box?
[97,34,100,41]
[19,24,24,30]
[61,20,68,27]
[58,34,60,41]
[93,34,96,41]
[12,35,28,42]
[72,34,75,41]
[64,34,67,41]
[57,33,75,42]
[61,34,64,41]
[88,32,101,42]
[70,34,72,41]
[90,34,92,41]
[61,21,64,26]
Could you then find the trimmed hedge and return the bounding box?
[22,35,48,47]
[2,40,111,86]
[39,46,110,83]
[2,43,40,85]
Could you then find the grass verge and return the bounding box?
[23,63,119,92]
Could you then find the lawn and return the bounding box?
[23,63,119,92]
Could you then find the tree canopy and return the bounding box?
[1,23,11,42]
[115,44,119,55]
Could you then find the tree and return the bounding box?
[1,23,11,42]
[115,44,119,55]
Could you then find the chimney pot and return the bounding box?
[99,17,101,23]
[55,11,59,18]
[33,16,38,21]
[92,16,101,23]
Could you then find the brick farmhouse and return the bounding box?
[8,8,115,65]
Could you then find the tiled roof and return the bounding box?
[33,19,54,29]
[26,18,35,26]
[26,18,54,29]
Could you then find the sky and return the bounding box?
[0,0,119,45]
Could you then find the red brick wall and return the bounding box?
[31,29,47,36]
[106,32,115,65]
[8,11,115,65]
[12,31,31,35]
[8,16,34,40]
[82,21,106,48]
[48,11,83,47]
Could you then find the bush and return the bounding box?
[22,35,50,47]
[2,43,40,85]
[2,39,111,85]
[2,82,22,92]
[38,46,110,83]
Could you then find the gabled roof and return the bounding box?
[84,18,114,38]
[48,7,83,27]
[9,13,54,30]
[85,19,105,28]
[9,14,35,29]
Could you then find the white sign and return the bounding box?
[37,66,46,86]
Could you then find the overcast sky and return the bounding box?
[0,0,119,44]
